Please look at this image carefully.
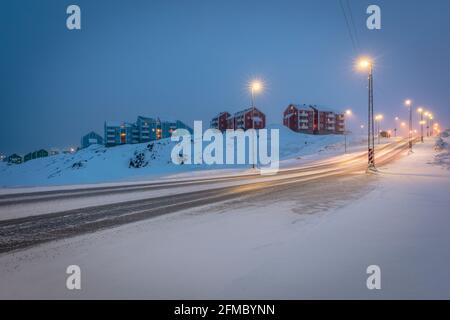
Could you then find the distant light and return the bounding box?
[401,122,406,127]
[250,81,262,92]
[345,109,352,116]
[405,99,412,106]
[360,124,364,129]
[417,107,423,113]
[395,117,399,121]
[357,57,372,70]
[375,114,383,120]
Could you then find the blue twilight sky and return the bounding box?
[1,0,449,154]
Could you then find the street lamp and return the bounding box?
[249,80,262,169]
[394,116,399,137]
[357,57,375,171]
[417,107,424,142]
[433,122,439,135]
[428,113,433,137]
[405,99,413,150]
[375,114,383,144]
[344,109,352,153]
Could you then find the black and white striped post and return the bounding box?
[405,99,413,151]
[367,63,376,171]
[358,58,376,171]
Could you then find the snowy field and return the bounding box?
[0,135,449,299]
[0,125,367,188]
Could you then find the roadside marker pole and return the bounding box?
[408,103,413,151]
[367,64,376,172]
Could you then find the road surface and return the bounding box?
[0,139,412,253]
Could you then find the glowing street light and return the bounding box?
[433,122,440,135]
[405,99,413,150]
[343,109,353,153]
[428,113,433,137]
[375,114,383,121]
[358,59,371,70]
[357,57,376,171]
[394,116,399,137]
[417,107,424,142]
[249,80,263,169]
[375,114,383,144]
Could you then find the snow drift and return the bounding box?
[0,125,365,187]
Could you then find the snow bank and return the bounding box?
[0,125,365,187]
[431,128,450,170]
[1,140,449,299]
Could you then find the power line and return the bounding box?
[339,0,358,53]
[346,0,360,52]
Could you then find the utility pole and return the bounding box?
[344,131,347,153]
[251,87,255,169]
[418,108,424,143]
[357,58,375,171]
[405,100,413,151]
[368,63,375,170]
[249,81,262,170]
[377,119,380,145]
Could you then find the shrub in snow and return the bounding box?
[129,151,149,168]
[71,160,87,169]
[434,138,449,151]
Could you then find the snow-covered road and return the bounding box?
[0,138,449,299]
[0,140,409,253]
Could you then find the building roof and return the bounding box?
[105,121,123,127]
[212,111,231,119]
[288,104,343,114]
[234,107,264,117]
[83,131,102,137]
[8,153,22,158]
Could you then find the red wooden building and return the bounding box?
[283,104,345,135]
[211,107,266,131]
[210,112,231,132]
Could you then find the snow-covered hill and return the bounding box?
[432,128,450,170]
[0,125,366,187]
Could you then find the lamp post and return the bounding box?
[405,99,413,150]
[427,113,433,137]
[375,114,383,144]
[357,58,375,171]
[394,117,399,137]
[344,109,352,153]
[433,122,439,136]
[424,111,431,138]
[250,81,262,169]
[401,121,406,137]
[418,108,424,142]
